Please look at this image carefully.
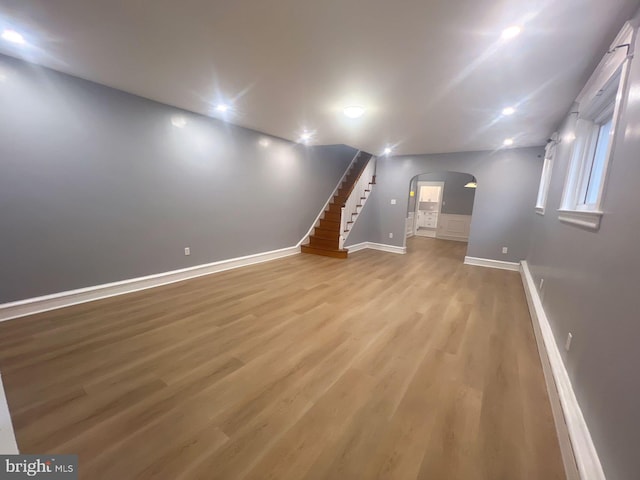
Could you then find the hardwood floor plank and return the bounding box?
[0,237,565,479]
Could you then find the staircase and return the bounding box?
[301,152,375,259]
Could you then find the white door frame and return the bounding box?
[414,181,444,234]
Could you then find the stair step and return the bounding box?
[301,244,348,259]
[323,211,341,222]
[319,218,340,231]
[313,227,338,240]
[309,236,340,249]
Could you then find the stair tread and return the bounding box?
[301,244,348,259]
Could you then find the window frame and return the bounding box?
[558,41,632,230]
[534,134,558,215]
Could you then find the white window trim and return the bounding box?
[558,22,635,231]
[535,134,558,215]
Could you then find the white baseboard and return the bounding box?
[521,261,601,480]
[463,256,520,271]
[346,242,407,255]
[0,375,18,454]
[0,246,300,323]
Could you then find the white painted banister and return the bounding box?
[298,150,361,247]
[339,156,376,249]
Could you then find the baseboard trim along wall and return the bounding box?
[0,246,300,323]
[520,260,601,480]
[463,256,520,271]
[0,375,18,454]
[346,242,407,255]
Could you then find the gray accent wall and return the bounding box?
[0,54,356,303]
[526,22,640,480]
[346,147,543,263]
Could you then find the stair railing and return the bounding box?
[339,156,376,249]
[297,150,361,248]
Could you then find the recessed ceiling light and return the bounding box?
[502,106,516,115]
[216,103,230,113]
[259,138,271,147]
[171,116,187,128]
[383,147,392,155]
[343,105,366,119]
[299,131,313,143]
[503,138,514,146]
[1,29,25,45]
[501,25,522,40]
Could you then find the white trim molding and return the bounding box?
[0,246,300,323]
[346,242,407,255]
[521,261,603,480]
[558,209,603,230]
[463,256,520,271]
[0,375,18,454]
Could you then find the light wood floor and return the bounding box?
[0,237,564,479]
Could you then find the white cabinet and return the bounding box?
[417,211,438,228]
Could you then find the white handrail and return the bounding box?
[339,156,376,249]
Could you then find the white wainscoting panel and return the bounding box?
[406,213,415,237]
[437,214,471,241]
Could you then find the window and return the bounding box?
[558,23,633,230]
[535,133,558,215]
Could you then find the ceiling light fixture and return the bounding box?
[216,103,230,113]
[501,25,522,40]
[503,138,514,146]
[1,29,25,44]
[502,106,516,115]
[343,105,366,119]
[259,138,271,147]
[299,131,312,143]
[464,176,478,189]
[383,147,392,155]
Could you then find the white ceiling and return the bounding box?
[0,0,638,155]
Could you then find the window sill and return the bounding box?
[535,206,545,216]
[558,209,603,230]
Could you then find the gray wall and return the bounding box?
[407,172,476,215]
[526,23,640,480]
[346,147,543,263]
[0,54,356,303]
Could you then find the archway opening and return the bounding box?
[405,171,477,259]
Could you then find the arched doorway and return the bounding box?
[405,171,477,257]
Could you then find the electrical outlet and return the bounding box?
[502,246,508,254]
[565,333,573,352]
[390,199,397,205]
[389,232,394,239]
[184,247,191,256]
